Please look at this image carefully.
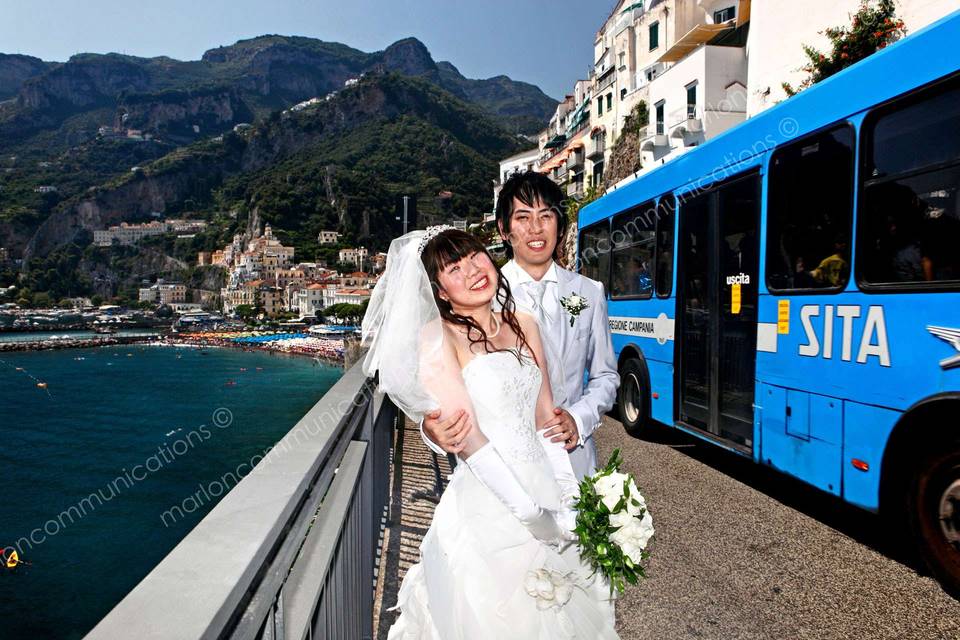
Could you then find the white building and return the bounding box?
[317,230,341,245]
[338,247,368,269]
[493,148,541,209]
[95,221,169,247]
[323,288,372,307]
[138,281,187,305]
[640,16,748,172]
[293,283,330,317]
[746,0,960,116]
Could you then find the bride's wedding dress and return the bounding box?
[388,348,620,639]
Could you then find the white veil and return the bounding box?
[361,230,446,423]
[362,227,567,423]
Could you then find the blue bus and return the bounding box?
[577,10,960,595]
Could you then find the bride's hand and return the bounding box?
[523,507,578,551]
[424,408,473,454]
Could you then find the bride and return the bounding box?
[362,226,619,639]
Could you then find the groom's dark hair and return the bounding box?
[495,170,568,260]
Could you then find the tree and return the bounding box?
[32,291,52,308]
[234,304,256,321]
[155,304,174,319]
[783,0,906,96]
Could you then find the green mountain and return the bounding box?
[4,72,522,302]
[0,35,553,303]
[0,34,554,156]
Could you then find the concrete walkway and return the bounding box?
[373,418,453,639]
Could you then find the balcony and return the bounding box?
[595,65,616,92]
[614,4,644,35]
[587,136,606,161]
[636,62,665,90]
[567,178,585,198]
[669,106,704,140]
[641,125,669,151]
[566,148,585,172]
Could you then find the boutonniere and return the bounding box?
[559,292,589,327]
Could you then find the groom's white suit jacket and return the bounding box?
[422,259,620,480]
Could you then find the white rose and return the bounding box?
[594,472,629,511]
[632,511,655,550]
[624,481,646,516]
[608,510,634,531]
[621,541,644,565]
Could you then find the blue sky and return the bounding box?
[0,0,617,100]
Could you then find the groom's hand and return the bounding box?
[541,408,579,450]
[423,409,472,454]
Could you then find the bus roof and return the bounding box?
[579,8,960,228]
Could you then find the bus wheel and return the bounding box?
[908,442,960,598]
[617,358,649,436]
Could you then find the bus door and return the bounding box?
[677,173,760,452]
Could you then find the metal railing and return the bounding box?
[86,360,395,640]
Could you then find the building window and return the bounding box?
[857,76,960,288]
[606,93,612,111]
[714,6,736,23]
[655,100,665,135]
[618,52,625,68]
[621,88,627,101]
[767,124,855,291]
[597,97,603,115]
[685,82,697,119]
[611,201,656,299]
[592,161,604,187]
[649,22,659,50]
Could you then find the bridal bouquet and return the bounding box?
[573,449,653,595]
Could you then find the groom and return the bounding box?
[422,171,619,480]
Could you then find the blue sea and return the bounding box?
[0,344,342,639]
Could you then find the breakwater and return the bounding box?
[0,334,152,352]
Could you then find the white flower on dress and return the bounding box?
[559,293,589,327]
[523,568,575,611]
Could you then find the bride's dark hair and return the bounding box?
[421,229,534,365]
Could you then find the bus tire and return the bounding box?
[908,440,960,598]
[617,358,650,436]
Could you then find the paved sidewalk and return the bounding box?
[373,418,453,639]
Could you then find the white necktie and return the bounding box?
[527,280,553,324]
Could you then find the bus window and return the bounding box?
[766,124,855,292]
[579,221,611,287]
[656,194,676,298]
[858,78,960,287]
[610,201,656,298]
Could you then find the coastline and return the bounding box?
[157,333,346,366]
[0,331,346,366]
[0,331,347,365]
